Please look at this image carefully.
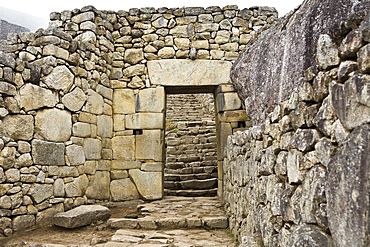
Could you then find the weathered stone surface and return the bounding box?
[85,171,110,200]
[290,129,321,152]
[316,34,340,70]
[32,139,65,166]
[112,136,135,160]
[64,174,89,197]
[331,73,370,130]
[17,84,58,111]
[54,205,110,229]
[230,0,370,124]
[12,215,35,232]
[287,225,333,246]
[66,144,85,166]
[110,178,139,201]
[136,130,163,161]
[44,65,74,93]
[216,92,242,112]
[35,108,72,142]
[327,125,370,246]
[129,169,162,200]
[148,60,232,86]
[62,87,87,112]
[137,87,165,113]
[125,113,164,129]
[29,184,53,204]
[113,89,135,114]
[83,138,101,160]
[124,49,144,64]
[84,89,104,115]
[97,115,113,138]
[3,115,34,141]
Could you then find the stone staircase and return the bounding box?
[165,94,218,197]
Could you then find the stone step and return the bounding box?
[164,178,217,190]
[164,173,218,182]
[109,214,227,230]
[165,188,218,197]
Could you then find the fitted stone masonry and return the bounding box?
[0,4,270,236]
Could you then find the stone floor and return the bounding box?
[101,197,237,246]
[7,197,237,247]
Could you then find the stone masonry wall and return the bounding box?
[0,5,274,236]
[224,10,370,246]
[165,94,218,197]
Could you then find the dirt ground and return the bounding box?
[0,202,141,247]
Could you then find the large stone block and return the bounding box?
[216,92,242,112]
[32,139,65,166]
[97,115,113,138]
[129,169,162,200]
[137,87,165,113]
[54,205,110,229]
[12,215,35,232]
[111,160,141,170]
[44,65,74,93]
[64,174,89,197]
[17,84,58,111]
[85,171,110,200]
[3,115,34,141]
[136,130,163,161]
[83,89,104,115]
[66,144,85,166]
[35,108,72,142]
[331,74,370,130]
[148,60,232,86]
[73,122,91,137]
[112,136,135,160]
[125,113,164,129]
[327,125,370,246]
[113,89,135,114]
[83,139,101,160]
[113,114,125,131]
[29,184,53,204]
[110,178,140,201]
[62,87,87,112]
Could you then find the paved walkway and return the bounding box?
[3,197,237,247]
[101,196,237,246]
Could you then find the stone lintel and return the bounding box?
[148,59,232,86]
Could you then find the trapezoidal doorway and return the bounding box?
[165,93,218,196]
[147,59,249,198]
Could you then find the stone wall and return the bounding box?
[165,94,218,196]
[0,5,269,236]
[224,6,370,246]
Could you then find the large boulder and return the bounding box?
[54,205,111,228]
[231,0,370,124]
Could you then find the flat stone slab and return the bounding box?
[54,205,111,228]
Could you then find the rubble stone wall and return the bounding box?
[224,6,370,246]
[0,5,271,235]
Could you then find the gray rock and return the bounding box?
[230,0,370,124]
[32,139,65,166]
[287,224,333,247]
[54,205,111,228]
[290,129,321,152]
[331,73,370,130]
[327,125,370,246]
